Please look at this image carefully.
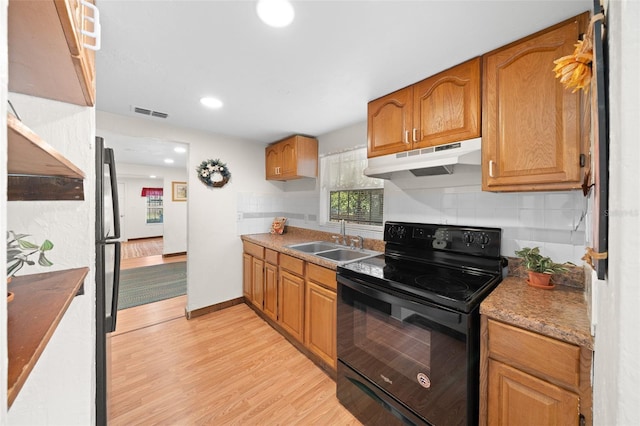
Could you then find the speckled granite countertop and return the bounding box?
[481,277,594,350]
[240,226,385,271]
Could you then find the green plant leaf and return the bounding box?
[40,240,54,251]
[17,239,40,249]
[7,248,23,258]
[9,232,30,240]
[7,260,24,277]
[38,252,54,267]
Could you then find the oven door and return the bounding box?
[337,274,472,426]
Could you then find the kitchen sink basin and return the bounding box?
[286,241,381,265]
[286,241,340,253]
[314,248,378,263]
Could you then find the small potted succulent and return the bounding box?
[514,246,568,289]
[7,231,54,302]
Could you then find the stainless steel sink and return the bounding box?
[286,241,339,253]
[286,241,380,265]
[314,248,378,263]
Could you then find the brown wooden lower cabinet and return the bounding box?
[263,261,278,321]
[242,241,265,309]
[242,252,252,300]
[251,257,264,309]
[278,255,305,343]
[305,264,337,369]
[488,359,579,425]
[242,242,338,374]
[481,317,592,426]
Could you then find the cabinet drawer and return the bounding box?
[307,263,336,292]
[243,241,264,259]
[265,249,279,264]
[488,319,580,389]
[280,254,304,276]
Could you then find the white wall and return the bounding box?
[593,0,640,424]
[5,95,96,424]
[1,0,9,421]
[97,111,280,312]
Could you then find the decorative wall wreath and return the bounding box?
[196,158,231,188]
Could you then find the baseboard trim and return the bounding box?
[163,251,187,258]
[185,297,244,319]
[127,236,162,241]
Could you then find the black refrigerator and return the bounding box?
[95,136,121,425]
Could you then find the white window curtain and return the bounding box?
[320,147,383,192]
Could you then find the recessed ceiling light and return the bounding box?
[256,0,294,28]
[200,97,223,109]
[174,147,187,153]
[164,158,174,164]
[150,175,156,178]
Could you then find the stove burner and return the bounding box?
[414,275,471,298]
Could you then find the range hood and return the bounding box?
[364,138,482,179]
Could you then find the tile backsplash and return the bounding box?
[236,186,587,265]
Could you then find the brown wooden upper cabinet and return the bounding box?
[265,135,318,181]
[482,12,590,192]
[8,0,99,106]
[367,57,481,158]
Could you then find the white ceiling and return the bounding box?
[96,0,592,169]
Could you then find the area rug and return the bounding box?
[118,262,186,310]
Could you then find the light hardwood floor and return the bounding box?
[120,237,187,270]
[111,239,360,425]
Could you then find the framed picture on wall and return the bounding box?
[172,181,187,202]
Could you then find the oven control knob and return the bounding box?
[388,225,406,239]
[477,233,490,246]
[463,232,474,245]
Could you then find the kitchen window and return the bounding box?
[321,147,384,227]
[141,187,163,224]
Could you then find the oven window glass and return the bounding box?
[338,284,468,425]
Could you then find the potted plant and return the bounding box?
[514,246,568,289]
[7,231,54,302]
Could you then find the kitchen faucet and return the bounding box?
[332,219,348,246]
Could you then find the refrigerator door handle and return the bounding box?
[106,241,121,333]
[104,148,121,240]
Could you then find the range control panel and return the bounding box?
[384,222,502,258]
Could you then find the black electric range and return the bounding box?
[338,222,506,313]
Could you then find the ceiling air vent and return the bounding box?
[132,106,169,119]
[151,111,168,119]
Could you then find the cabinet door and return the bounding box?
[413,57,481,148]
[482,15,586,191]
[264,262,278,321]
[251,257,264,309]
[279,139,298,178]
[488,359,580,426]
[265,145,280,179]
[305,281,337,369]
[278,270,305,342]
[367,87,413,158]
[242,253,252,300]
